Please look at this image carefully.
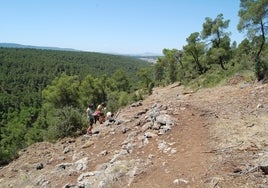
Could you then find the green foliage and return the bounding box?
[154,9,268,89]
[156,7,268,89]
[24,127,44,146]
[238,0,268,80]
[0,47,150,114]
[154,59,165,85]
[148,82,154,95]
[183,32,206,74]
[118,92,130,107]
[136,67,154,95]
[131,90,144,102]
[78,74,97,107]
[111,69,130,92]
[155,49,180,86]
[106,91,120,113]
[255,58,268,81]
[106,91,132,113]
[44,106,85,141]
[42,73,80,108]
[202,14,231,70]
[0,105,40,165]
[0,120,26,165]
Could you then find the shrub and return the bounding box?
[44,106,85,141]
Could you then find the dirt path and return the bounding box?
[131,109,211,188]
[126,84,213,188]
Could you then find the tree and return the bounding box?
[79,75,98,108]
[111,69,130,92]
[137,67,152,89]
[154,58,165,84]
[161,48,180,84]
[183,32,206,74]
[202,13,231,70]
[237,39,254,59]
[78,74,111,113]
[42,73,80,108]
[238,0,268,80]
[46,106,86,140]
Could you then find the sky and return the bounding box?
[1,0,245,55]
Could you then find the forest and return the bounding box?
[1,0,268,165]
[0,48,153,165]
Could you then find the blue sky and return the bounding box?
[1,0,244,55]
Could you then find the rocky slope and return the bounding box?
[0,79,268,188]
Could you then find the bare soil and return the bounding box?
[1,78,268,188]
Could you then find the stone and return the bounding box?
[36,163,44,170]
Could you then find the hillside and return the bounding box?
[0,78,268,188]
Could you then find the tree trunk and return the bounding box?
[255,20,266,81]
[219,56,227,70]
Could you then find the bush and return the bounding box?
[44,106,86,141]
[255,59,268,81]
[118,92,130,107]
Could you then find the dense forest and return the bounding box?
[1,0,268,166]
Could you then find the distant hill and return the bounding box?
[0,43,80,52]
[0,43,162,57]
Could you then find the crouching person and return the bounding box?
[106,111,116,123]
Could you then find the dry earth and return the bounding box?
[1,77,268,188]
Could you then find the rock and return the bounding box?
[99,150,108,156]
[134,121,141,126]
[156,114,174,126]
[173,178,188,185]
[63,183,76,188]
[58,156,66,161]
[121,142,136,153]
[148,154,155,159]
[131,101,143,107]
[170,148,177,154]
[35,176,50,187]
[74,157,88,171]
[141,122,153,132]
[142,137,149,146]
[115,120,124,125]
[152,122,161,130]
[159,125,171,134]
[63,146,72,154]
[77,171,101,187]
[36,163,44,170]
[257,103,264,109]
[81,140,94,149]
[110,149,129,163]
[144,132,158,138]
[121,127,129,134]
[157,141,176,154]
[98,180,107,188]
[136,109,148,116]
[56,163,73,170]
